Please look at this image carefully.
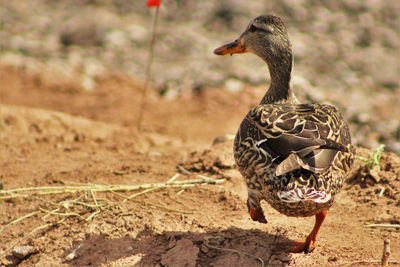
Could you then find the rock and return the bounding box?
[161,238,199,267]
[200,244,209,253]
[224,78,243,93]
[81,75,95,91]
[277,252,291,262]
[369,165,382,183]
[104,29,130,48]
[64,243,83,261]
[12,245,36,259]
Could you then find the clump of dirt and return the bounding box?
[349,148,400,206]
[161,238,199,267]
[178,140,236,179]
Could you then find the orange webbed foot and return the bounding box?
[287,238,316,253]
[287,210,328,253]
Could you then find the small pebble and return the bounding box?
[277,252,291,262]
[12,245,36,259]
[65,243,83,261]
[328,256,338,262]
[200,244,209,253]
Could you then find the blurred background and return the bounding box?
[0,0,399,154]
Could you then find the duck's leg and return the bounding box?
[247,191,267,223]
[289,210,328,253]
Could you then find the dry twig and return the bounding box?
[378,187,385,198]
[0,175,224,200]
[177,165,192,176]
[65,243,83,261]
[382,239,390,267]
[39,207,86,221]
[0,211,40,233]
[364,224,400,228]
[124,186,162,201]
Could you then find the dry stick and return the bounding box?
[166,174,180,183]
[33,194,108,221]
[124,174,180,201]
[177,165,192,176]
[42,208,60,221]
[378,187,385,198]
[1,178,222,193]
[90,189,99,207]
[70,200,108,209]
[122,174,195,214]
[86,210,101,222]
[197,174,222,183]
[364,224,400,228]
[39,207,86,221]
[176,189,185,195]
[87,189,102,221]
[40,205,101,222]
[0,178,224,200]
[382,239,390,267]
[137,5,160,131]
[123,186,161,202]
[65,243,83,261]
[38,195,106,223]
[32,196,59,205]
[0,211,40,233]
[34,194,110,209]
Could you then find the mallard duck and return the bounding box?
[214,14,355,253]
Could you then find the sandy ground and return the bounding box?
[1,65,400,266]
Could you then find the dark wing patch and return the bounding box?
[247,104,347,175]
[259,133,324,158]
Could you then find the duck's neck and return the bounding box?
[259,52,298,105]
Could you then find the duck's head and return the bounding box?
[214,14,292,64]
[214,15,296,104]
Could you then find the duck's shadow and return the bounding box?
[63,227,293,266]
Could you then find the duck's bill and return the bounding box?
[213,39,247,55]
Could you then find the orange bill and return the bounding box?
[213,39,247,56]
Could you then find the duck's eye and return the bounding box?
[249,24,258,32]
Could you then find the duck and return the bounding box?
[213,14,355,253]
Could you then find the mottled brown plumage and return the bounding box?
[214,14,355,253]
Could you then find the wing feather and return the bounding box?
[247,104,347,175]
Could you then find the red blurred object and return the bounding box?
[147,0,161,7]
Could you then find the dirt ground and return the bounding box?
[1,64,400,267]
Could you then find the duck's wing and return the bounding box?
[247,104,348,176]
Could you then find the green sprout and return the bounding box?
[357,144,385,169]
